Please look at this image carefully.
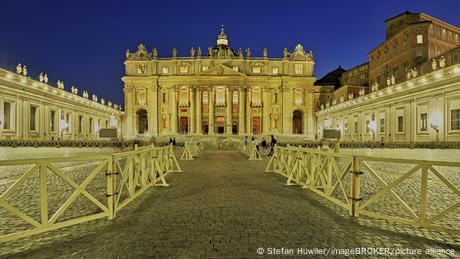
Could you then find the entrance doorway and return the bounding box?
[179,116,188,134]
[136,109,148,134]
[232,123,238,135]
[292,110,303,134]
[216,116,225,134]
[252,116,261,134]
[203,123,209,134]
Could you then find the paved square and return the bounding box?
[1,150,459,258]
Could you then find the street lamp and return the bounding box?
[59,119,68,140]
[368,120,377,142]
[430,112,441,143]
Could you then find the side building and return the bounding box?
[0,67,123,141]
[122,27,319,139]
[317,11,460,143]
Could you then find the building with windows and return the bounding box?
[0,67,122,140]
[122,27,319,138]
[369,11,460,89]
[316,11,460,143]
[317,47,460,143]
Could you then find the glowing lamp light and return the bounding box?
[59,119,68,132]
[430,112,442,130]
[368,120,377,133]
[109,114,118,127]
[324,118,333,129]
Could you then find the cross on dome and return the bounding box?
[217,24,228,46]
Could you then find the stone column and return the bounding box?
[209,87,215,134]
[226,87,232,134]
[148,87,158,136]
[246,88,252,134]
[262,87,270,135]
[238,87,245,135]
[282,87,292,134]
[196,87,202,134]
[190,87,195,134]
[124,87,135,138]
[171,87,178,134]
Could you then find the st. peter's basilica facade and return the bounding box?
[122,27,320,139]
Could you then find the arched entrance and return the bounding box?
[292,110,303,134]
[136,109,148,134]
[179,116,189,134]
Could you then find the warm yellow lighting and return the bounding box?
[5,74,13,79]
[59,119,68,131]
[109,114,118,127]
[20,78,27,83]
[453,67,460,74]
[434,73,442,79]
[368,120,377,133]
[324,118,333,128]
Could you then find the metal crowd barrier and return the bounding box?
[265,145,460,235]
[0,144,182,242]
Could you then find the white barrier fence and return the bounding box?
[180,141,202,160]
[265,145,460,235]
[0,145,181,242]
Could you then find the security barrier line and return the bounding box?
[265,146,460,235]
[0,144,181,242]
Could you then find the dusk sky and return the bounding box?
[1,0,459,105]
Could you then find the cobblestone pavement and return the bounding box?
[1,150,459,258]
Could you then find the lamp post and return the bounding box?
[430,112,441,143]
[369,120,377,142]
[59,119,68,140]
[430,123,439,142]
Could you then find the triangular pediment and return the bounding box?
[196,64,245,77]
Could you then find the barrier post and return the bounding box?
[350,156,362,217]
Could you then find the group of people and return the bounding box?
[243,135,277,156]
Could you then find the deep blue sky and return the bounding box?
[1,0,459,105]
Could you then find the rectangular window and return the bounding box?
[232,66,239,72]
[380,118,385,133]
[162,67,169,74]
[3,102,11,130]
[366,120,370,133]
[397,116,404,133]
[354,121,358,134]
[420,113,428,132]
[272,67,279,75]
[50,110,56,132]
[30,106,37,131]
[344,123,348,134]
[89,118,93,133]
[252,67,261,74]
[451,109,460,131]
[416,34,423,44]
[79,115,83,133]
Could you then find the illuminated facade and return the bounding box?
[317,46,460,143]
[0,67,122,140]
[123,27,318,138]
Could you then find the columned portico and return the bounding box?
[122,27,317,139]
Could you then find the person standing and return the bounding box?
[261,138,267,156]
[243,136,248,153]
[268,135,277,156]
